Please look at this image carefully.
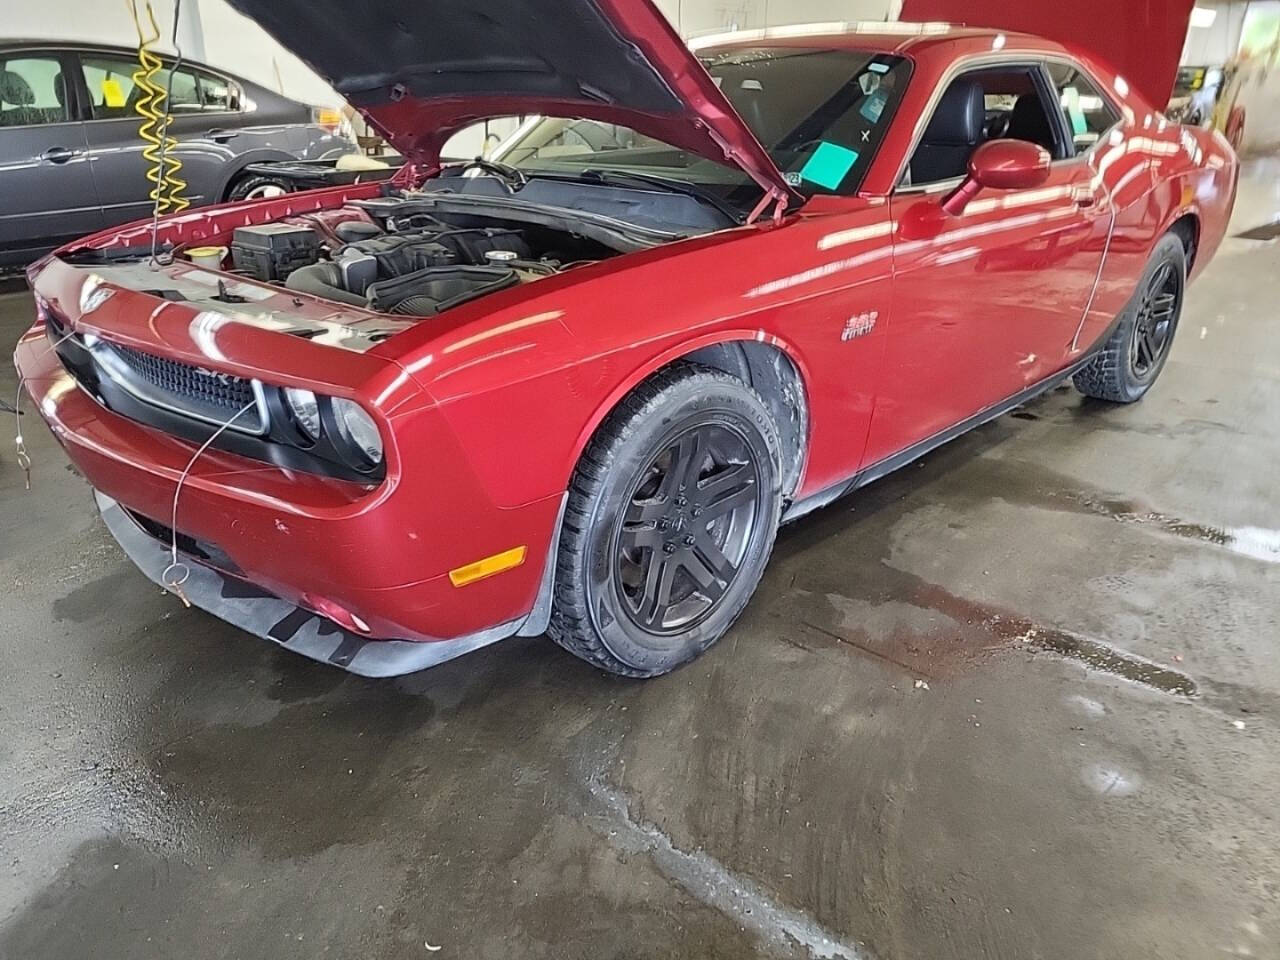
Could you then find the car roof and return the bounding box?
[688,22,1064,57]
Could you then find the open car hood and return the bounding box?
[900,0,1196,106]
[225,0,800,210]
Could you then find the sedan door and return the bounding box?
[0,51,102,267]
[861,62,1109,467]
[74,51,243,224]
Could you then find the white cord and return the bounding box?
[14,329,79,490]
[19,323,254,607]
[162,400,256,606]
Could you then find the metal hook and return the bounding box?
[15,438,31,491]
[161,561,192,607]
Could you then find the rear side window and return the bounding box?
[197,72,239,111]
[1048,64,1121,152]
[80,54,236,119]
[0,56,71,127]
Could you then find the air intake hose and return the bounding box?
[283,262,367,306]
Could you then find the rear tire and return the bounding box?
[548,365,783,678]
[1074,233,1186,403]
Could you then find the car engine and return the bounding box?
[222,203,615,317]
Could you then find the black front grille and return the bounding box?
[93,342,266,433]
[108,343,257,419]
[42,304,383,482]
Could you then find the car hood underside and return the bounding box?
[224,0,800,207]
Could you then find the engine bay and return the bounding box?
[217,195,631,317]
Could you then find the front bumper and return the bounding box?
[15,275,564,653]
[96,491,520,677]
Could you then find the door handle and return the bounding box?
[1072,190,1098,209]
[40,146,76,164]
[205,128,238,143]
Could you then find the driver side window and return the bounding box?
[906,64,1065,188]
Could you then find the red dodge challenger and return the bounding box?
[13,2,1237,677]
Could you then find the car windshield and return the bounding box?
[496,48,910,209]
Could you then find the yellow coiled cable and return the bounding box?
[129,0,189,215]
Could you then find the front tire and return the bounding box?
[1074,233,1186,403]
[548,365,784,678]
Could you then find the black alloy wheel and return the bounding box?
[1074,231,1187,403]
[1129,259,1181,381]
[614,423,763,634]
[548,365,784,678]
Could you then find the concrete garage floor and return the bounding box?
[2,183,1278,960]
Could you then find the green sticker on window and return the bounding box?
[798,141,860,191]
[1062,87,1089,135]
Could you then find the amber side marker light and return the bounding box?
[449,546,528,587]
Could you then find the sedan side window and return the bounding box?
[1048,64,1121,152]
[196,71,240,112]
[80,55,205,120]
[0,56,71,127]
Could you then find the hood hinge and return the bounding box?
[746,187,790,225]
[390,160,435,190]
[704,126,792,226]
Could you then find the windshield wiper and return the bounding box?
[441,157,530,192]
[572,169,746,224]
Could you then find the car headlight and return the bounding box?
[332,398,383,466]
[284,388,321,440]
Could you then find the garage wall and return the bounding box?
[2,1,339,105]
[1179,0,1280,152]
[3,0,897,102]
[1234,1,1280,151]
[4,0,898,157]
[1182,1,1252,62]
[654,0,898,36]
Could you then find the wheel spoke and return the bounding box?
[677,430,706,490]
[654,440,692,500]
[1146,263,1172,299]
[1152,330,1172,360]
[691,531,735,582]
[636,555,678,627]
[696,462,755,517]
[1146,327,1165,360]
[620,523,663,551]
[625,498,668,525]
[682,552,728,601]
[1149,293,1177,321]
[1138,330,1157,366]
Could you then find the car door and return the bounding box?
[861,61,1109,467]
[74,51,241,224]
[0,50,102,266]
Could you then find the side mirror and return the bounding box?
[941,140,1052,215]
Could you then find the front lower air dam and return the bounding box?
[93,494,521,677]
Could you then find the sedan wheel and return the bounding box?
[244,183,289,200]
[549,365,783,677]
[227,174,294,202]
